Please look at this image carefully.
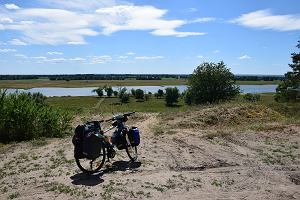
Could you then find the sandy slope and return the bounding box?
[0,112,299,200]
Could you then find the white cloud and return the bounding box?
[187,8,197,13]
[69,57,86,61]
[0,17,13,23]
[197,55,204,58]
[119,55,128,59]
[126,52,135,55]
[190,17,216,23]
[0,48,17,53]
[47,51,63,55]
[213,50,220,54]
[96,5,205,37]
[0,3,205,45]
[135,56,163,60]
[5,4,20,10]
[238,55,252,60]
[89,55,113,64]
[231,10,300,31]
[9,39,27,45]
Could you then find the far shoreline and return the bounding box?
[0,79,281,89]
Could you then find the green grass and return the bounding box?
[0,79,281,89]
[0,79,187,89]
[46,96,191,114]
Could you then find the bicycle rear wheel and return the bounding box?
[124,133,138,161]
[75,145,106,174]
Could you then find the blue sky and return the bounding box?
[0,0,299,75]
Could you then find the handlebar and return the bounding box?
[105,111,136,122]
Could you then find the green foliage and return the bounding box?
[275,40,300,102]
[157,89,164,98]
[165,87,180,106]
[243,93,261,102]
[131,89,136,96]
[183,90,192,105]
[187,61,240,104]
[92,87,104,97]
[104,86,113,97]
[135,89,144,100]
[118,87,130,103]
[113,91,118,97]
[0,89,72,143]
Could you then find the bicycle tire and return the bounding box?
[124,132,138,161]
[75,145,106,174]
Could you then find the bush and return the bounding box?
[104,87,113,97]
[135,89,144,100]
[0,90,72,143]
[131,89,136,96]
[157,89,164,98]
[92,87,103,97]
[119,88,130,103]
[183,90,192,105]
[113,91,118,97]
[243,93,261,102]
[165,87,180,106]
[187,61,240,104]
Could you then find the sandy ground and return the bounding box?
[0,111,299,200]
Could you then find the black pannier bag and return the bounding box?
[82,131,103,160]
[128,127,140,147]
[72,124,103,160]
[72,125,85,159]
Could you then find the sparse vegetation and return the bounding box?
[0,90,72,143]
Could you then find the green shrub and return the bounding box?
[187,61,240,104]
[165,87,180,106]
[118,88,130,103]
[92,87,104,97]
[0,90,72,143]
[104,87,113,97]
[135,89,144,100]
[243,93,261,102]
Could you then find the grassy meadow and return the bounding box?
[46,93,300,120]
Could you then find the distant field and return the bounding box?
[0,79,187,89]
[0,79,281,89]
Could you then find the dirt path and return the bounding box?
[0,113,299,200]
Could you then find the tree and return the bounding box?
[119,87,130,103]
[187,61,239,104]
[131,89,136,96]
[275,40,300,102]
[113,91,118,97]
[105,87,113,97]
[135,89,144,100]
[165,87,180,106]
[157,89,164,98]
[92,87,104,97]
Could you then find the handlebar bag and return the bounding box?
[128,127,140,147]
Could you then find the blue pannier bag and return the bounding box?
[128,127,140,147]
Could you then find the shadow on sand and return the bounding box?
[70,160,141,186]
